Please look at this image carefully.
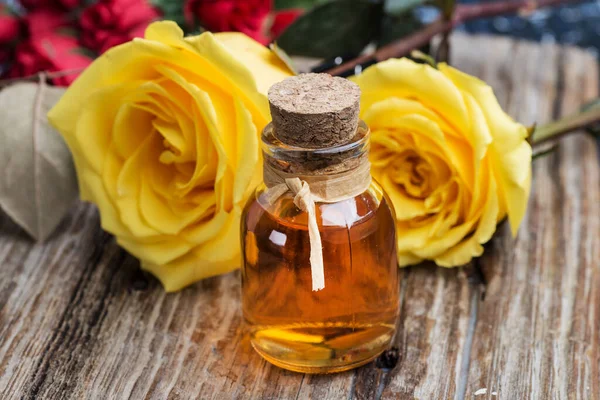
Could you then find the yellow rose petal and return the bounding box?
[439,63,528,152]
[118,235,193,266]
[355,59,470,136]
[182,210,229,244]
[112,103,154,160]
[139,177,185,235]
[435,175,499,266]
[354,57,531,269]
[144,208,243,292]
[492,142,532,234]
[48,21,294,291]
[214,32,294,95]
[378,174,428,220]
[115,134,161,238]
[75,85,133,174]
[463,93,493,165]
[143,254,237,293]
[364,97,459,136]
[194,206,242,261]
[397,251,424,267]
[232,98,259,205]
[396,219,433,251]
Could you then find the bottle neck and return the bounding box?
[261,120,370,176]
[260,120,372,292]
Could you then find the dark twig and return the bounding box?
[436,30,451,63]
[326,0,581,76]
[436,0,456,63]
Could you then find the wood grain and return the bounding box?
[453,38,600,400]
[0,35,598,399]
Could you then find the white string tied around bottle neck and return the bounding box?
[262,161,372,292]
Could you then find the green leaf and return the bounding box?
[377,11,425,47]
[277,0,383,58]
[151,0,186,28]
[275,0,331,10]
[1,5,18,16]
[384,0,426,16]
[70,47,97,59]
[56,27,80,38]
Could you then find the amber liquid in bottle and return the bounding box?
[242,183,399,373]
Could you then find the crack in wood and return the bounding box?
[456,275,481,400]
[551,50,566,122]
[294,374,305,400]
[27,229,121,398]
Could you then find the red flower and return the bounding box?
[0,47,12,63]
[185,0,272,44]
[24,9,71,39]
[270,9,302,39]
[0,5,21,44]
[9,33,93,86]
[58,0,82,9]
[79,0,161,53]
[20,0,55,11]
[20,0,82,11]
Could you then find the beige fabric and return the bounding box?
[262,161,372,291]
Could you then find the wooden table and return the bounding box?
[1,34,598,399]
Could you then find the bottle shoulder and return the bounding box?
[243,179,394,231]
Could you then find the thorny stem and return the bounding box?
[324,0,594,148]
[325,0,582,76]
[532,106,600,146]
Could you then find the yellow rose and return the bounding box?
[353,59,531,267]
[48,21,292,291]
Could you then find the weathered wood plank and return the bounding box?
[0,34,597,400]
[380,266,476,400]
[0,205,109,397]
[453,37,600,399]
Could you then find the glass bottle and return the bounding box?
[241,74,400,374]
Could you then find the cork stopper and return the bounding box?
[268,73,361,149]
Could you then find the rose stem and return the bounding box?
[531,106,600,146]
[325,0,582,76]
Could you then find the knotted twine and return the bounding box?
[262,160,372,291]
